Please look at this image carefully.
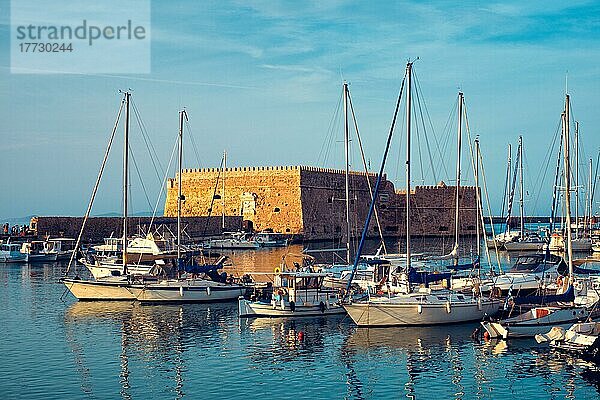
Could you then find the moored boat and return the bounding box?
[0,243,28,263]
[239,271,345,318]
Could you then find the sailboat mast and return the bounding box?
[123,91,130,273]
[405,62,413,269]
[504,144,512,233]
[518,136,524,239]
[453,92,463,259]
[563,95,574,278]
[343,82,351,265]
[222,150,226,231]
[588,158,593,232]
[575,121,580,238]
[475,138,480,260]
[177,110,187,261]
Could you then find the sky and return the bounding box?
[1,0,600,220]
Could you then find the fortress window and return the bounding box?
[327,197,333,204]
[273,207,281,213]
[213,194,221,200]
[285,228,291,233]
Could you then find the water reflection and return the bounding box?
[63,301,237,399]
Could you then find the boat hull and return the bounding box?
[481,307,591,339]
[239,297,346,318]
[343,299,501,327]
[134,281,246,303]
[62,278,137,301]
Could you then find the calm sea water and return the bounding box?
[1,243,599,399]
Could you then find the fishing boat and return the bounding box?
[62,96,248,304]
[45,238,76,261]
[20,240,57,262]
[536,321,600,363]
[239,271,344,318]
[343,64,501,327]
[0,243,28,263]
[481,92,594,339]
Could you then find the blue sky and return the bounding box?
[1,0,600,219]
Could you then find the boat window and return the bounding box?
[437,296,448,301]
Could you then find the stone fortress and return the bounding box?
[164,165,478,241]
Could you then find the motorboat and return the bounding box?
[207,232,260,249]
[547,233,592,252]
[239,271,345,318]
[536,321,600,363]
[0,243,28,263]
[45,238,76,261]
[252,232,288,248]
[20,241,57,262]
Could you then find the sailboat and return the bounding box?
[503,136,547,252]
[62,95,247,303]
[343,62,501,327]
[481,93,593,339]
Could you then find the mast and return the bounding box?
[177,110,188,261]
[122,91,130,273]
[475,138,480,260]
[343,82,351,264]
[563,95,574,279]
[405,62,413,269]
[588,158,593,232]
[222,150,226,231]
[575,121,580,238]
[453,92,463,261]
[518,136,524,239]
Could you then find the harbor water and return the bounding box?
[1,242,599,399]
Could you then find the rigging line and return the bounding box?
[128,145,154,214]
[414,71,449,181]
[549,128,564,233]
[347,90,387,254]
[500,145,511,222]
[148,135,179,231]
[64,96,124,277]
[317,90,343,166]
[438,97,459,173]
[203,155,225,236]
[184,119,204,168]
[477,143,503,273]
[462,101,494,269]
[412,71,438,183]
[531,120,561,213]
[130,99,164,184]
[592,149,600,215]
[505,138,521,232]
[412,91,426,185]
[345,67,407,292]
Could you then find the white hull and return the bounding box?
[134,280,246,303]
[481,307,591,339]
[207,240,260,249]
[503,242,546,252]
[62,277,246,303]
[239,297,345,318]
[62,278,137,300]
[344,298,501,327]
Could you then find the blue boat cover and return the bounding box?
[512,285,575,305]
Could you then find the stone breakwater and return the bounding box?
[30,215,242,243]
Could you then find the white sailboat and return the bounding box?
[62,96,246,303]
[481,93,593,339]
[343,63,501,327]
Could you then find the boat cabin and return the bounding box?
[273,272,336,306]
[509,254,564,274]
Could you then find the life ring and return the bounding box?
[290,301,296,312]
[274,266,281,274]
[319,301,326,313]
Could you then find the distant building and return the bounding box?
[164,165,478,241]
